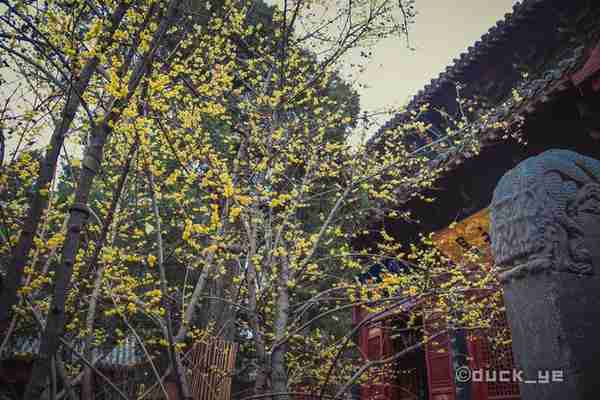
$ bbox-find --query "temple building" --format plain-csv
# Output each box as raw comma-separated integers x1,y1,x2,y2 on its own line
353,0,600,399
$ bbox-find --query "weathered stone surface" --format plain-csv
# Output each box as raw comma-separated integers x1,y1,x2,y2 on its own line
490,149,600,400
490,149,600,281
503,272,600,399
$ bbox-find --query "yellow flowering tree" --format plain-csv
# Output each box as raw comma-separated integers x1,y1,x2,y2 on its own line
0,0,525,399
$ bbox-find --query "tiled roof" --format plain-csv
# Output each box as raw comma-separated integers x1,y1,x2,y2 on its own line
0,336,143,368
374,0,600,147
100,336,143,368
481,44,589,139
406,0,550,109
0,335,39,358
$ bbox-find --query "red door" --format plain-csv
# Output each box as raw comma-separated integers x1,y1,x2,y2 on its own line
424,312,455,400
360,323,400,400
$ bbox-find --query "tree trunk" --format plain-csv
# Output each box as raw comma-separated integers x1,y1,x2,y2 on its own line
82,141,136,400
23,2,182,397
147,169,191,400
213,259,238,342
0,2,129,330
271,256,290,400
246,234,269,395
24,116,116,400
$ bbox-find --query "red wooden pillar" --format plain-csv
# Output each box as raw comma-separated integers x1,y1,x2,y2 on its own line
166,380,180,400
355,304,397,400
467,335,488,400
424,312,456,400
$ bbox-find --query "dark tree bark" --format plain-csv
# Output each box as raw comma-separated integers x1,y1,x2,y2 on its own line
246,233,269,395
81,139,138,400
271,256,290,400
23,1,183,397
0,1,129,330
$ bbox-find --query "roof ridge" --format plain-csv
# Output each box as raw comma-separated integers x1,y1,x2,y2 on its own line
406,0,548,108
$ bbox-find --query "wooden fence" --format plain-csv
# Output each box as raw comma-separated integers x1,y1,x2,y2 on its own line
106,337,238,400
186,338,238,400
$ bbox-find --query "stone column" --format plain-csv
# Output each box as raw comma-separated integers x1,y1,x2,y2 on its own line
490,149,600,400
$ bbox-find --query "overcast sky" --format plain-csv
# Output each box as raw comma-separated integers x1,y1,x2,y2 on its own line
4,1,520,158
352,0,518,113
266,0,519,138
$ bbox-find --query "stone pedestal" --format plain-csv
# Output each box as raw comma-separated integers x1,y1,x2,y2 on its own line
490,149,600,400
503,271,600,399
